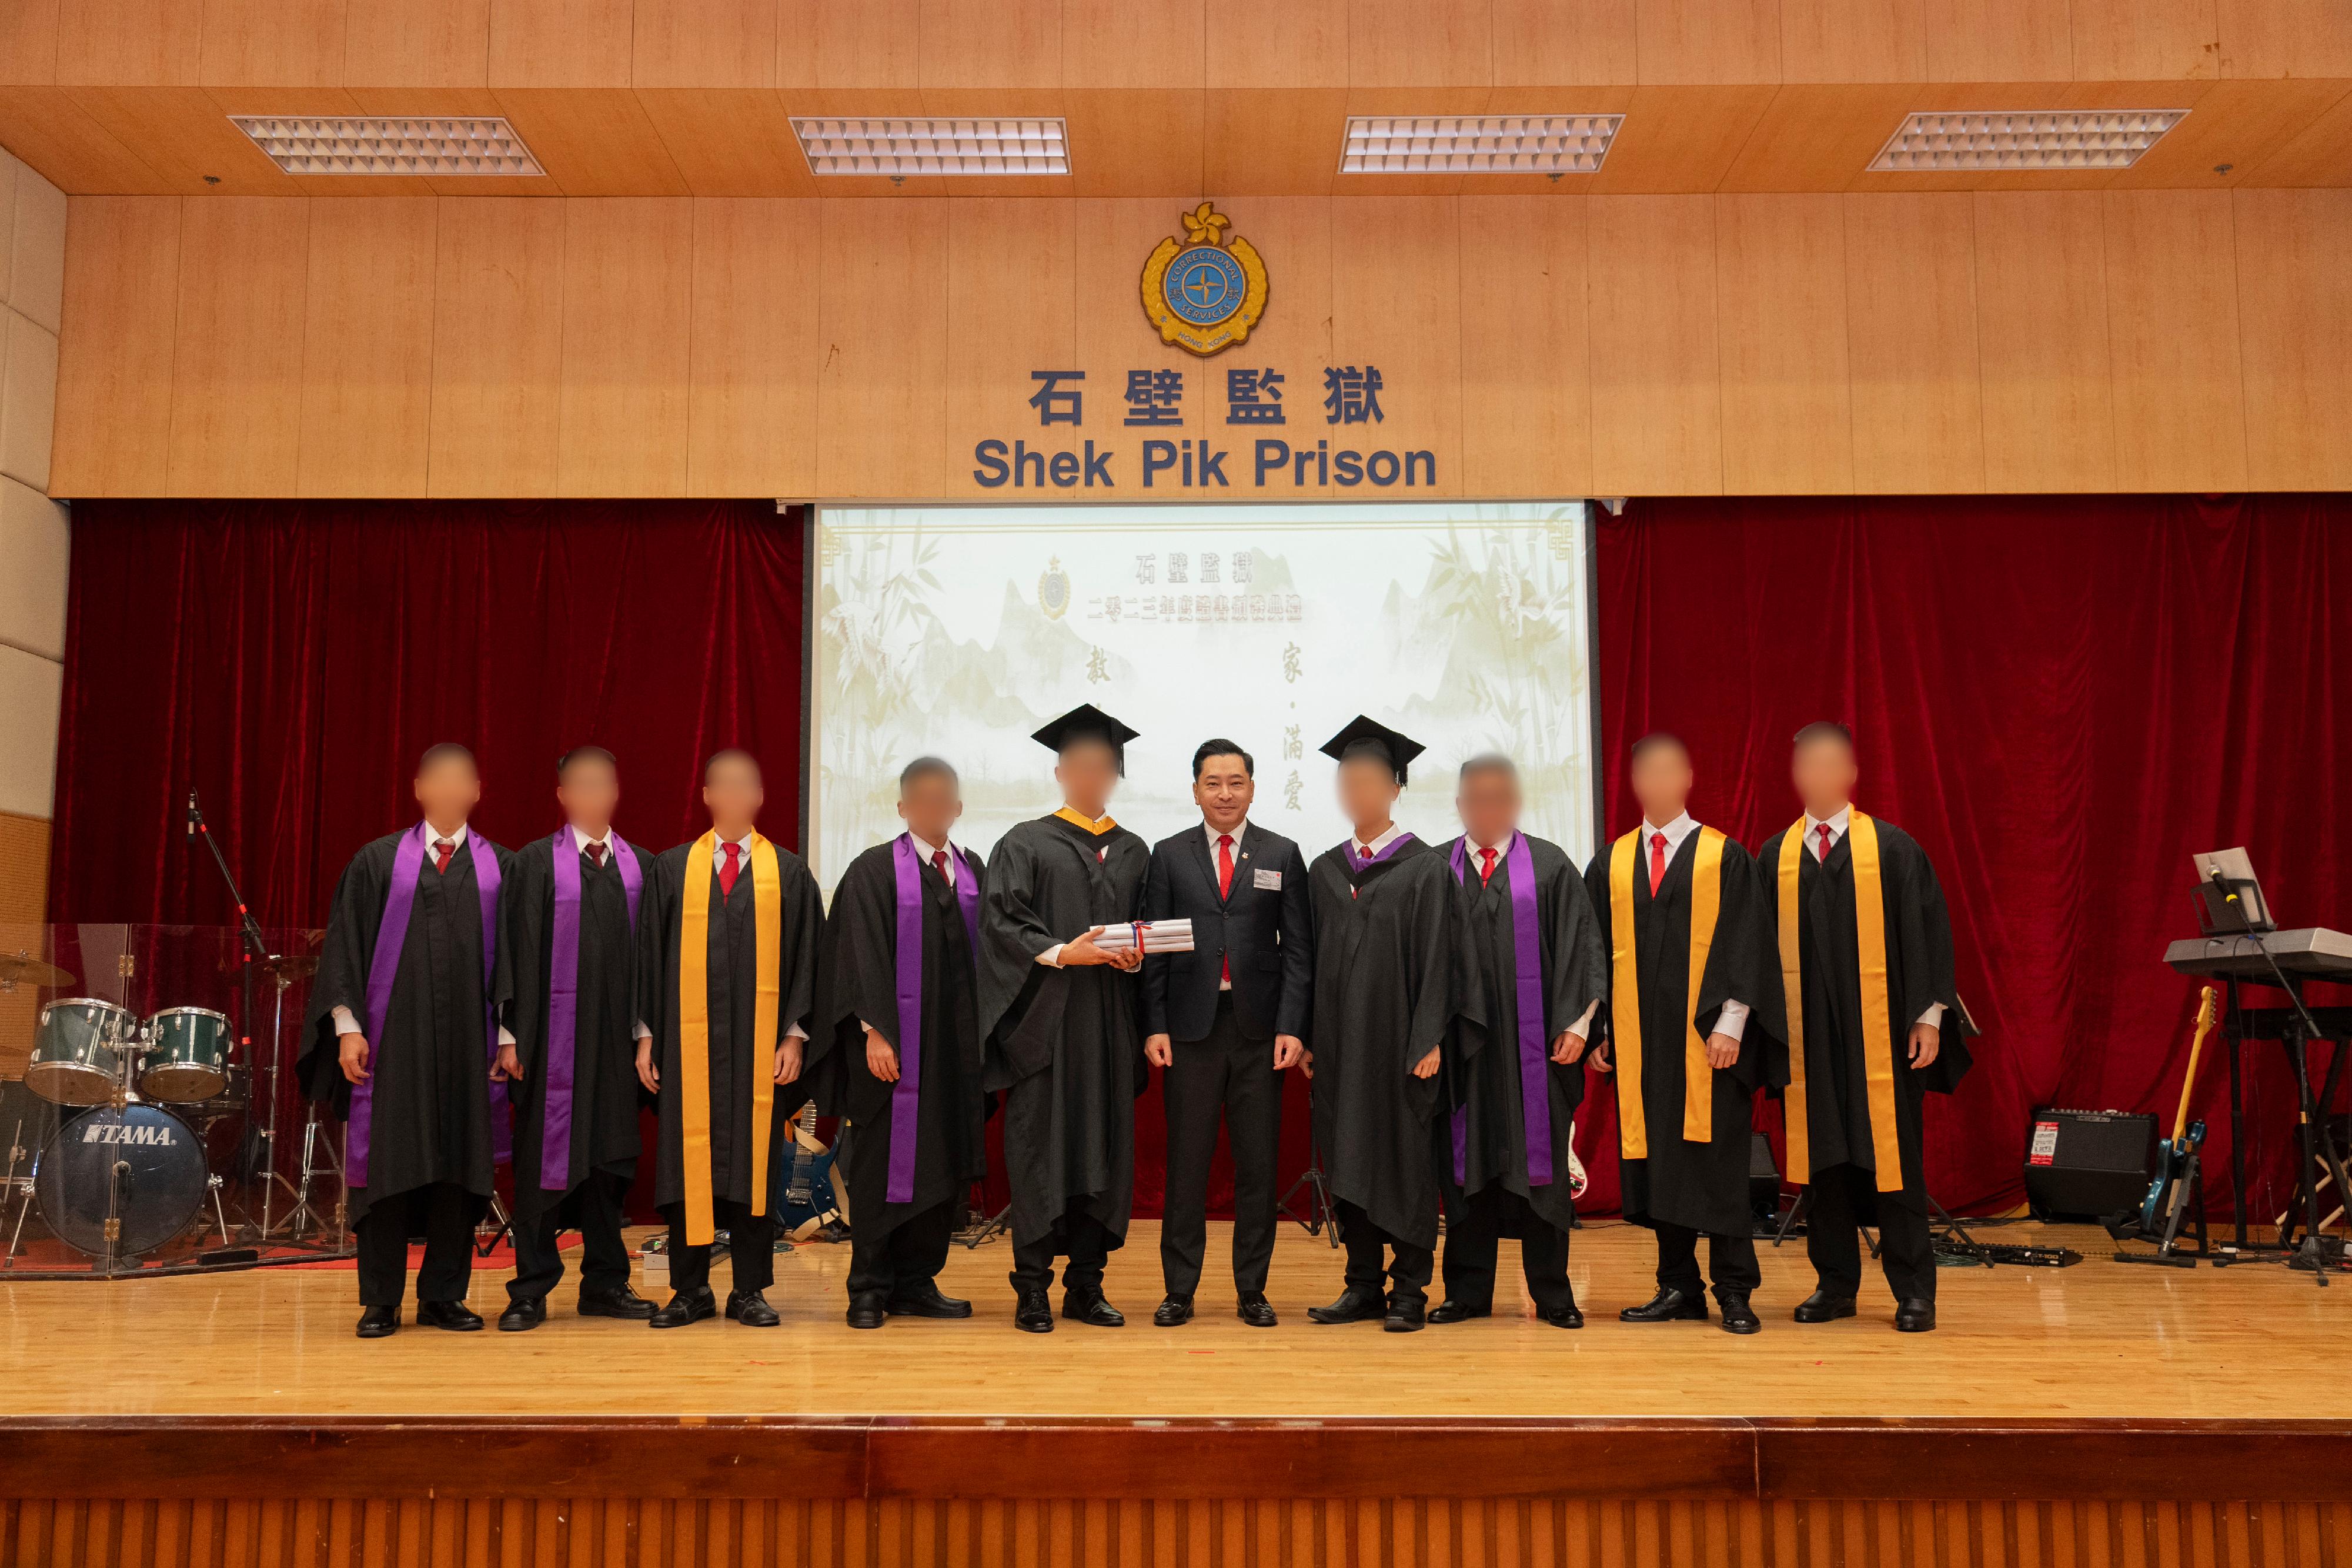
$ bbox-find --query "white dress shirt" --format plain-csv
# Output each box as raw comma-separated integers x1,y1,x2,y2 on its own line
1038,808,1117,967
1466,833,1605,1043
1803,805,1946,1032
1350,821,1407,860
1635,812,1751,1044
333,823,470,1040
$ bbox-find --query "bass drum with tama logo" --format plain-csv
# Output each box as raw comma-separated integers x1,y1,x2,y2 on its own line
31,1103,208,1258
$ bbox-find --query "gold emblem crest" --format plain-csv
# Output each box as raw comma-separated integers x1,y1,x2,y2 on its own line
1140,203,1268,357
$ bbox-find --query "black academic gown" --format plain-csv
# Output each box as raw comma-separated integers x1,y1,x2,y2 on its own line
302,831,511,1228
1306,836,1458,1250
1583,831,1784,1239
494,833,655,1225
813,842,990,1246
636,841,824,1213
975,814,1149,1251
1753,817,1972,1211
1439,833,1607,1237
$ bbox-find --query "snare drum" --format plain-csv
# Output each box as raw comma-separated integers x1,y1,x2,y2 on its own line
139,1007,232,1103
27,998,139,1105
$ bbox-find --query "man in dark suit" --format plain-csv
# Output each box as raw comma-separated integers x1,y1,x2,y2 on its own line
1141,738,1314,1328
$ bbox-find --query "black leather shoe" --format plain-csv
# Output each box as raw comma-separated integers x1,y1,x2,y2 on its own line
1426,1299,1490,1325
417,1298,484,1332
1793,1290,1857,1323
1236,1293,1278,1328
1308,1286,1386,1324
1014,1290,1055,1333
846,1292,888,1330
649,1288,717,1329
497,1297,547,1332
1064,1290,1125,1327
1718,1295,1762,1335
726,1289,781,1327
1153,1294,1194,1326
885,1282,972,1319
1618,1287,1709,1323
355,1305,398,1339
1543,1300,1585,1329
1382,1299,1426,1333
1894,1298,1937,1333
577,1285,657,1320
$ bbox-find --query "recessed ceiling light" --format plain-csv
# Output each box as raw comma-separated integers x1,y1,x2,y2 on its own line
229,115,542,176
1867,110,2188,172
1340,115,1623,175
790,118,1069,177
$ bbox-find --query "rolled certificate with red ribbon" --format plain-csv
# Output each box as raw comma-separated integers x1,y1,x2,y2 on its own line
1092,918,1194,954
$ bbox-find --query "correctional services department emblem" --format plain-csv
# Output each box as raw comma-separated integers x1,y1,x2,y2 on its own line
1140,203,1267,357
1037,556,1071,620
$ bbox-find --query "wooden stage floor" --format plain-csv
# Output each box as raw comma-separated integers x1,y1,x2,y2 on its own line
0,1218,2338,1421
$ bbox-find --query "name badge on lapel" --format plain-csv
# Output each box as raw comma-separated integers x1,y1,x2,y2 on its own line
1252,868,1282,891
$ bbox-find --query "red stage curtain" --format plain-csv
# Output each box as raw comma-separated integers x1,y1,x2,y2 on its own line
1580,494,2350,1221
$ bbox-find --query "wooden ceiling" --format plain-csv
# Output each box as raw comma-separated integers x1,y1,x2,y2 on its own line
0,0,2345,197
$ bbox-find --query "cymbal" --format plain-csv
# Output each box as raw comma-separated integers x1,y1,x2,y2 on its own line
0,952,74,989
260,954,320,979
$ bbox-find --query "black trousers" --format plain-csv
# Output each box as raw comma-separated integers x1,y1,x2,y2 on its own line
847,1199,955,1300
354,1181,476,1309
1159,993,1284,1298
1805,1161,1937,1302
1654,1221,1761,1302
663,1199,776,1296
1008,1210,1114,1296
1335,1198,1434,1307
1439,1186,1575,1314
509,1171,633,1304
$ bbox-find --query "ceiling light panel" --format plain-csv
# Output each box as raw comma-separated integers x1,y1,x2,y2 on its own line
791,118,1070,176
1868,110,2189,172
230,115,542,176
1341,115,1623,175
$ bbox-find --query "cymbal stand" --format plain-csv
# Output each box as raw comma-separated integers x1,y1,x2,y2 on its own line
255,967,311,1241
0,1111,26,1268
285,1102,342,1240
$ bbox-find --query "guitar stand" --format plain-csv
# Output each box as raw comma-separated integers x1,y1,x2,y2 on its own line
1277,1136,1341,1248
2114,1148,2211,1268
958,1203,1013,1250
475,1193,513,1258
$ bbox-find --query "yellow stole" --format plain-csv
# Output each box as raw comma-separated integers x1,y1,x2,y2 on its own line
1776,810,1904,1192
1608,824,1726,1157
676,828,784,1245
1053,806,1117,834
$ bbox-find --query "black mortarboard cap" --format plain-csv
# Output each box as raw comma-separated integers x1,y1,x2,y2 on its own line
1032,703,1140,777
1319,714,1425,785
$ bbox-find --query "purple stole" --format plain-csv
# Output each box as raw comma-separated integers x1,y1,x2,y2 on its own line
888,833,981,1205
1344,831,1416,895
352,823,504,1189
1448,832,1553,1189
539,828,644,1192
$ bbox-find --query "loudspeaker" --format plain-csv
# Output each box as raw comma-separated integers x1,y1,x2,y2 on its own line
2023,1108,2157,1223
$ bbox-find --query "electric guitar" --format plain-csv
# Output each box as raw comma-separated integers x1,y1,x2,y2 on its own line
2139,985,2219,1233
779,1102,846,1243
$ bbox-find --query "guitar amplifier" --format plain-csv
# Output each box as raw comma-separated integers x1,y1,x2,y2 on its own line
2024,1108,2157,1223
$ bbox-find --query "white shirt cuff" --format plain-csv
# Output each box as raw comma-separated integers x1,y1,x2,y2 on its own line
1715,999,1750,1043
332,1005,360,1037
1038,944,1064,967
497,1025,515,1046
786,1024,807,1042
1562,998,1599,1041
1917,1002,1946,1029
634,1019,652,1041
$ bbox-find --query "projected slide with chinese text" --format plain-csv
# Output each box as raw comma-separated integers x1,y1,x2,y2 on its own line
807,503,1596,897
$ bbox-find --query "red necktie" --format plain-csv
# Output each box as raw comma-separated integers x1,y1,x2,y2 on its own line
1478,845,1498,886
933,848,950,882
587,841,607,868
433,837,456,875
1648,832,1668,895
1217,834,1235,983
719,841,741,897
1816,823,1834,862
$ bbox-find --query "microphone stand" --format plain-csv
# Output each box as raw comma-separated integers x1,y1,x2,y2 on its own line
187,793,278,1239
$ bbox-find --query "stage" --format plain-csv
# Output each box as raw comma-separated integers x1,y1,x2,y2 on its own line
3,1220,2348,1567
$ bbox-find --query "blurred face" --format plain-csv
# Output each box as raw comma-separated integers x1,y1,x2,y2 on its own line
1456,765,1521,849
413,756,480,833
556,757,619,836
701,757,764,835
1337,755,1401,835
898,769,964,847
1628,743,1693,827
1054,738,1119,817
1792,738,1859,818
1194,753,1255,833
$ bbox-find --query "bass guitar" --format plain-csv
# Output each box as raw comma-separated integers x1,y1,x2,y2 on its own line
2140,985,2219,1234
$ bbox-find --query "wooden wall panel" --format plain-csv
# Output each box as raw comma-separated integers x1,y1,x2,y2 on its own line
198,0,346,87
1713,193,1852,494
1491,0,1639,86
1843,192,1983,493
1329,195,1459,496
1348,0,1491,90
556,197,691,497
165,196,308,495
1064,0,1207,91
817,200,949,497
2232,188,2352,491
1633,0,1781,85
1973,191,2117,492
944,195,1078,491
1920,0,2072,81
426,198,564,497
1069,196,1211,497
296,198,435,496
1459,196,1593,499
1588,195,1722,494
54,0,202,86
340,0,490,89
632,0,776,90
1779,0,1927,85
2217,0,2352,81
2101,190,2246,492
484,0,632,88
2070,0,2224,83
50,194,178,496
687,197,820,498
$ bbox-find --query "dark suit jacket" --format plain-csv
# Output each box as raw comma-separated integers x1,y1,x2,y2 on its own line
1140,820,1313,1044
